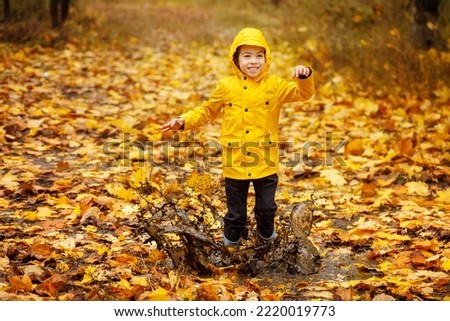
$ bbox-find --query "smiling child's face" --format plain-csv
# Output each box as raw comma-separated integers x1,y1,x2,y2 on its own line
237,45,266,79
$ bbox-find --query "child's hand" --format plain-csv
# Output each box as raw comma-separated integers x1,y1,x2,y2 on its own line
292,65,312,79
161,117,184,132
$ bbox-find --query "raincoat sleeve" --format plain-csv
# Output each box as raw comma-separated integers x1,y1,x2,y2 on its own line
180,82,224,130
275,69,315,104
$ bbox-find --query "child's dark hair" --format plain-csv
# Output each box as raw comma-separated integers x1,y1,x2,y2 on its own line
233,47,241,67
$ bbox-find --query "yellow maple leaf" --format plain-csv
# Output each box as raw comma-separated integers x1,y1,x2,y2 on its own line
354,97,379,115
399,220,422,229
111,118,133,133
146,287,171,301
375,231,411,241
130,165,151,189
372,239,396,254
117,278,133,290
378,261,394,272
383,149,398,162
0,172,19,190
81,225,98,233
0,198,9,208
56,261,70,273
373,188,394,207
54,178,72,187
81,265,96,284
396,164,423,178
106,183,137,201
11,50,27,62
441,259,450,272
95,245,110,256
175,287,197,300
436,189,450,203
186,171,213,195
24,207,54,221
320,168,347,186
85,119,100,129
405,181,430,197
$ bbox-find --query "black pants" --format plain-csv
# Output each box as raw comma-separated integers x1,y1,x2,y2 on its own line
223,173,278,241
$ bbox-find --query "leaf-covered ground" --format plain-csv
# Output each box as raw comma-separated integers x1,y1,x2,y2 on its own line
1,37,450,301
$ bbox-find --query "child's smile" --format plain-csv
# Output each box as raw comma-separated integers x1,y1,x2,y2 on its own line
237,45,266,79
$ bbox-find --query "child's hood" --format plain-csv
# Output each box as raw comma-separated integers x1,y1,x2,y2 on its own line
228,28,272,81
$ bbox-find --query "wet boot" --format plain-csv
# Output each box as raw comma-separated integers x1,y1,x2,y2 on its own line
256,212,276,241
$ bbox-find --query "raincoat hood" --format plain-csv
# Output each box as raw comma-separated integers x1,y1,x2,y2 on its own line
228,28,271,81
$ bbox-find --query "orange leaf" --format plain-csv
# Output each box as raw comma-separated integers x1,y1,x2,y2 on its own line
198,282,220,300
110,253,139,267
9,275,33,292
335,286,355,301
56,161,70,172
260,288,281,301
410,251,427,266
31,241,54,259
345,138,364,156
398,137,414,156
147,249,166,263
361,181,377,197
37,274,66,297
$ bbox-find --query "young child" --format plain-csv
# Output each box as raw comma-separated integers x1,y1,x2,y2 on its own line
162,27,315,246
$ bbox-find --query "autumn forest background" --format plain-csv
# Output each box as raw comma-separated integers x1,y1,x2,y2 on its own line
1,0,450,301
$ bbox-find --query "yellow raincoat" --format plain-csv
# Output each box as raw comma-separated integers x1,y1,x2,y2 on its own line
181,28,315,179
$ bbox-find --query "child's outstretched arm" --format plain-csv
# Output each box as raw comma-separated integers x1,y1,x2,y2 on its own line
275,64,314,103
162,82,224,132
161,117,185,133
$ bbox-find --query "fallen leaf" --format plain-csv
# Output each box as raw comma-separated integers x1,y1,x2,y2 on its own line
9,275,33,292
345,138,364,155
372,293,396,301
335,286,355,301
0,172,19,190
435,189,450,203
361,181,377,197
145,287,171,301
320,168,347,186
406,181,430,197
398,137,414,156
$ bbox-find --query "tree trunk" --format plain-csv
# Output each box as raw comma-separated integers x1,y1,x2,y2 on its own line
3,0,10,20
50,0,70,28
50,0,59,28
61,0,70,23
412,0,442,49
